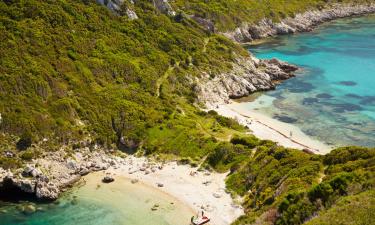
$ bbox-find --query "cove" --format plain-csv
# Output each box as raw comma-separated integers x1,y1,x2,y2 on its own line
243,15,375,148
0,173,192,225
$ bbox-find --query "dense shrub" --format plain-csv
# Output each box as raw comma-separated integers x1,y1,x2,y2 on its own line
20,150,34,161
230,135,260,148
16,133,32,151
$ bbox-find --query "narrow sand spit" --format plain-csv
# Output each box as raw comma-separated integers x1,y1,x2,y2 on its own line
214,103,334,154
107,156,244,225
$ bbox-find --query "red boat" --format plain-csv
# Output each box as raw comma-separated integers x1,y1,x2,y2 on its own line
191,211,210,225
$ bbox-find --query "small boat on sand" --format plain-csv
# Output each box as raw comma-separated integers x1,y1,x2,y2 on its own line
191,211,210,225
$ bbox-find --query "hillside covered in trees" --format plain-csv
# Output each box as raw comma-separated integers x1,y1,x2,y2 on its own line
0,1,374,225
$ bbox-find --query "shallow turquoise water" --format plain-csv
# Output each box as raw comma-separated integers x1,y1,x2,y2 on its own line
246,15,375,147
0,175,192,225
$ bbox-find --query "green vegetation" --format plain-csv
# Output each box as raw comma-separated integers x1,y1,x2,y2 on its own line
305,190,375,225
173,0,373,31
0,0,247,156
220,146,375,225
0,1,374,224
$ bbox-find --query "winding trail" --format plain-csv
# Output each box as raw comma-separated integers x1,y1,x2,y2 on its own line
155,66,174,97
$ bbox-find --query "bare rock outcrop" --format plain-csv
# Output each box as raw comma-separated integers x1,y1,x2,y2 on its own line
224,4,375,43
0,147,124,201
196,3,374,107
194,56,298,107
153,0,176,16
96,0,138,19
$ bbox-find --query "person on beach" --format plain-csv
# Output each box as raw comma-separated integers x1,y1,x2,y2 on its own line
290,131,293,138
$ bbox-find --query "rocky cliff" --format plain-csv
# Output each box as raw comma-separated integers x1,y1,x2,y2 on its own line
195,3,375,107
194,56,298,107
0,147,124,200
224,3,375,43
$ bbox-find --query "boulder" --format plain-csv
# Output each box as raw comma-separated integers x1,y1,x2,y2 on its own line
126,9,138,20
30,168,42,178
23,204,36,214
22,165,42,178
35,181,59,200
131,179,139,184
153,0,176,16
22,165,34,177
213,192,222,198
79,168,90,176
151,203,159,211
4,151,14,158
102,174,115,183
66,160,78,171
17,179,36,193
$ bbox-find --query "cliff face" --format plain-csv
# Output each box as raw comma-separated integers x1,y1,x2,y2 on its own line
194,56,298,107
195,3,375,107
0,147,124,200
224,3,375,43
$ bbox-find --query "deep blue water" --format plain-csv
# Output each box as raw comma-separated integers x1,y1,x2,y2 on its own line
246,15,375,147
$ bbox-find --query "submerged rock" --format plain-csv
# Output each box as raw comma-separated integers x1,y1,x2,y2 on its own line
22,204,36,215
338,81,357,86
302,97,319,105
71,198,78,205
316,93,333,99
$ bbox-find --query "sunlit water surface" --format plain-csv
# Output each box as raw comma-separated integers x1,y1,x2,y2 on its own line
0,174,192,225
244,15,375,147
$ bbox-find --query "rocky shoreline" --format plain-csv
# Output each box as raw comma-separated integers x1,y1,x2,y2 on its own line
195,3,375,107
0,147,125,201
223,3,375,43
195,56,298,107
1,1,374,204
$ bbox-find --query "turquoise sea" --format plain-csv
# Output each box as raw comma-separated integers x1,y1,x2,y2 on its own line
245,15,375,147
1,15,375,225
0,174,192,225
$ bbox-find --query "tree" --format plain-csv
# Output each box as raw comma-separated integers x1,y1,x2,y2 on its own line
16,133,32,151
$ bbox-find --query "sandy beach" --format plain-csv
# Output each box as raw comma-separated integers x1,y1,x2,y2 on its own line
100,156,244,225
214,102,334,154
78,172,195,225
81,101,337,225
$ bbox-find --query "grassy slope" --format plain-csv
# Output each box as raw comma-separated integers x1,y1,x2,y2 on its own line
305,190,375,225
172,0,373,31
0,1,374,225
0,0,249,167
217,146,375,225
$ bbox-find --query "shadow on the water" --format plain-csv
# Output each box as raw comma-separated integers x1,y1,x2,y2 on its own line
0,178,50,204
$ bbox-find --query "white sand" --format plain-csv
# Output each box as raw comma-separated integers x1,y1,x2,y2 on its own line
86,101,335,225
81,172,195,225
215,102,334,154
108,156,244,225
